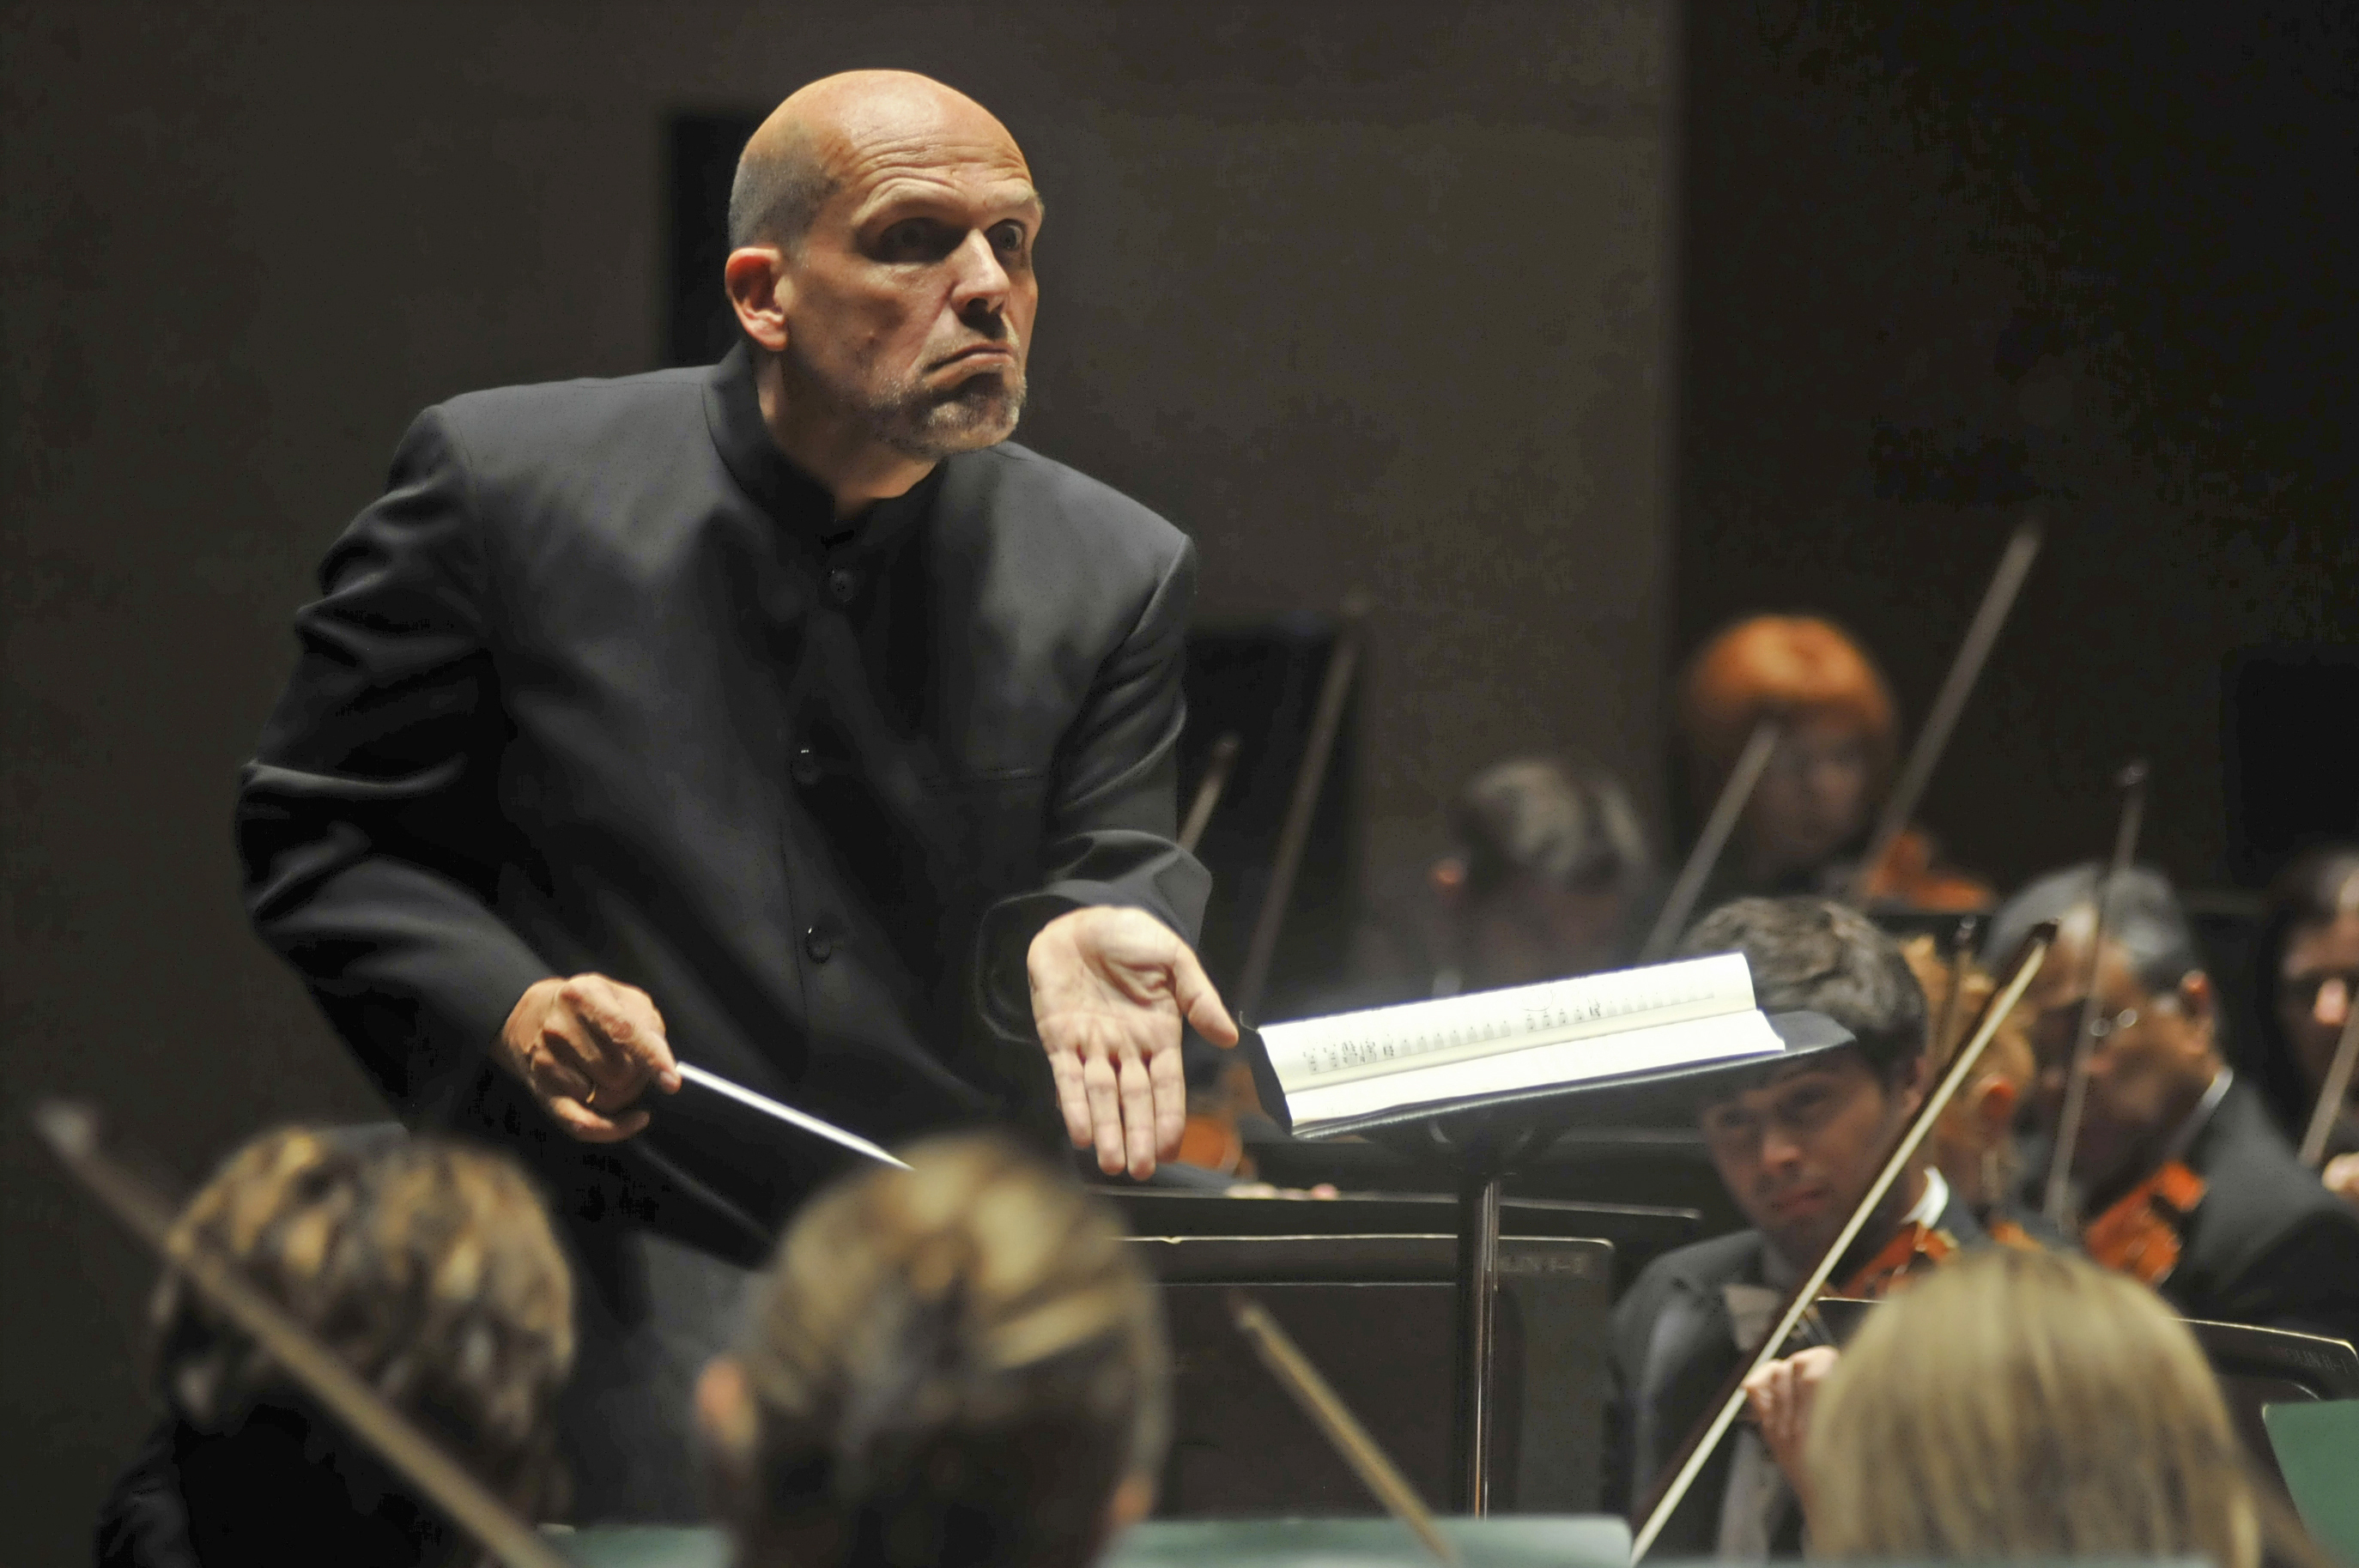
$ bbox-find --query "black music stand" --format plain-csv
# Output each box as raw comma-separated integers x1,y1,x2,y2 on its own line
1242,1009,1854,1514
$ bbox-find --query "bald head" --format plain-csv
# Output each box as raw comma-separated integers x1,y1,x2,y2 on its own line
728,71,1027,252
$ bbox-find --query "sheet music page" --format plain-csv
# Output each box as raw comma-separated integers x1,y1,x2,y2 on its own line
1258,952,1756,1095
1281,1007,1786,1133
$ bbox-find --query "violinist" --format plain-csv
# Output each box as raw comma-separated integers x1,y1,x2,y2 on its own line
2250,844,2359,1202
1898,935,2065,1250
1677,615,1991,911
1984,864,2359,1344
1425,757,1654,996
1601,896,1987,1559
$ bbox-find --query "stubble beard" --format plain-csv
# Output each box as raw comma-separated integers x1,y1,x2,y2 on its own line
786,340,1026,462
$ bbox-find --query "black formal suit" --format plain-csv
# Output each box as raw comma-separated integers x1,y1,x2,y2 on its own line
237,344,1210,1258
1599,1187,1988,1558
2147,1081,2359,1347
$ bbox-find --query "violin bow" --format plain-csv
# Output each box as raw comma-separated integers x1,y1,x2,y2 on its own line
1229,1289,1458,1565
1178,731,1243,856
32,1102,574,1568
2041,761,2150,1226
1933,915,1983,1065
1628,919,2058,1561
1846,517,2043,905
1235,592,1370,1022
2298,1003,2359,1169
1640,717,1781,961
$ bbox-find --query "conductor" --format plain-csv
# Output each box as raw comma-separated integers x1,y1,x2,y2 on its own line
234,66,1234,1473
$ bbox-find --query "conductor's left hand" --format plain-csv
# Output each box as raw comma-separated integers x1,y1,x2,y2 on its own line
1028,905,1239,1179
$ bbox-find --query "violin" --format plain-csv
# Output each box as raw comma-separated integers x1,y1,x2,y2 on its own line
1176,1093,1247,1174
1984,1214,2047,1252
1834,1216,1958,1298
2082,1159,2206,1286
1859,826,1995,912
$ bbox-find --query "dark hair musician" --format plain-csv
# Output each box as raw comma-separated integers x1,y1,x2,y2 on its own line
1427,756,1653,995
1601,896,1988,1559
1984,864,2359,1343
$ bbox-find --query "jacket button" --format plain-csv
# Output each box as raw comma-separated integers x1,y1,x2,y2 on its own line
791,747,822,787
804,926,834,963
828,567,858,603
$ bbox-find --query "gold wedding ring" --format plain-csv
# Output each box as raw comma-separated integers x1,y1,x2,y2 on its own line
582,1082,598,1111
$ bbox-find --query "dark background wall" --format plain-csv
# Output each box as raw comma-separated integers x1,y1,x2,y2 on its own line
1678,1,2359,887
0,2,1671,1554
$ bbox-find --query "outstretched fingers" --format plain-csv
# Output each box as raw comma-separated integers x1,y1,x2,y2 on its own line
1082,1044,1125,1174
1117,1042,1159,1178
1046,1041,1095,1149
1149,1038,1188,1162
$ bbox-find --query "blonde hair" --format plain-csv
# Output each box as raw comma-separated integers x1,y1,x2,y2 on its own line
152,1126,574,1520
721,1134,1168,1568
1805,1249,2258,1566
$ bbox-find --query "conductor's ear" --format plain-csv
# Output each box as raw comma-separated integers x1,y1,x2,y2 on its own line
724,247,793,351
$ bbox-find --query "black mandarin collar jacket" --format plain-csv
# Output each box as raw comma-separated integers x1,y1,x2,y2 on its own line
238,346,1210,1256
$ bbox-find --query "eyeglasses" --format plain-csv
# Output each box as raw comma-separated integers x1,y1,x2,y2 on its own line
2029,998,2169,1066
2084,1006,2144,1040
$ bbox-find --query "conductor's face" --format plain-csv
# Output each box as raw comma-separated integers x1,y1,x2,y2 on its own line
1698,1050,1924,1269
728,73,1041,466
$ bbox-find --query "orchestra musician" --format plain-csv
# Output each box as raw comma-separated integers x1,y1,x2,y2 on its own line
1897,935,2064,1250
1984,864,2359,1344
694,1135,1166,1568
2250,844,2359,1202
1424,756,1654,996
1781,1250,2325,1568
1677,614,1992,911
96,1127,574,1568
1602,896,1987,1559
233,71,1234,1514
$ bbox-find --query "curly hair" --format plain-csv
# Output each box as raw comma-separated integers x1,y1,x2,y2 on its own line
717,1134,1168,1568
152,1127,573,1523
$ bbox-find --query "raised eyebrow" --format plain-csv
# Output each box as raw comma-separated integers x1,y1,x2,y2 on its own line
860,182,1044,231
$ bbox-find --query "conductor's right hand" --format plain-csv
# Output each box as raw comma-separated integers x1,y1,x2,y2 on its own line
495,973,682,1141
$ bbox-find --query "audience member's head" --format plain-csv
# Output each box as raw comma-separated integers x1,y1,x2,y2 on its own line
150,1126,573,1565
1805,1249,2267,1567
1431,757,1653,988
1678,616,1895,885
1677,898,1931,1268
1984,863,2222,1199
1901,934,2036,1219
699,1135,1168,1568
2252,843,2359,1144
